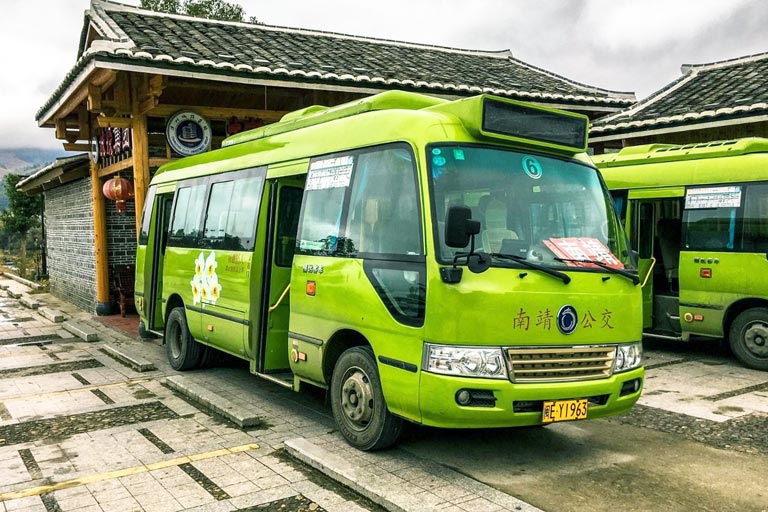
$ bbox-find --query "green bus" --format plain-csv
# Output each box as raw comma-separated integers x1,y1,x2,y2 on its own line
136,91,644,450
594,139,768,371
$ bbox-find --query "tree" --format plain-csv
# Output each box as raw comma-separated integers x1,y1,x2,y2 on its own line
1,174,42,271
140,0,249,22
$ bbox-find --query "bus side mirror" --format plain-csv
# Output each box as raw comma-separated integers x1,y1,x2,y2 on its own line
445,206,480,248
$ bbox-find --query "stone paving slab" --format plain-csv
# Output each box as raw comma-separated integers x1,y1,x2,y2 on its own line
286,438,542,512
101,345,157,373
18,295,40,310
38,307,66,323
63,321,100,342
164,375,261,429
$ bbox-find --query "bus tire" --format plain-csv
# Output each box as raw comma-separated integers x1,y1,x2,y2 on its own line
165,307,202,371
330,346,402,451
729,308,768,371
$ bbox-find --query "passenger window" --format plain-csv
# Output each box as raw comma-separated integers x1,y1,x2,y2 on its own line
344,146,421,257
275,187,303,266
202,173,264,251
684,208,736,251
138,185,157,246
226,176,263,250
742,183,768,253
204,181,234,240
168,182,206,246
297,144,422,260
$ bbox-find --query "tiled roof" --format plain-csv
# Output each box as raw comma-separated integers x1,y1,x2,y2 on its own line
37,0,634,121
592,52,768,138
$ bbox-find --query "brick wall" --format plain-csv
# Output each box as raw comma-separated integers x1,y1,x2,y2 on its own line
106,194,137,265
44,177,139,313
44,177,97,312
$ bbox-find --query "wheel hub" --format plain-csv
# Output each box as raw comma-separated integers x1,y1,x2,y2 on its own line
744,321,768,357
340,368,374,430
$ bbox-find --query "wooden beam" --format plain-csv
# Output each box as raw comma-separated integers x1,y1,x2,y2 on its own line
113,73,131,114
55,119,68,140
87,83,102,112
148,104,288,123
97,158,132,178
90,160,111,315
77,107,90,141
46,68,116,125
132,113,150,237
96,116,133,129
62,143,91,152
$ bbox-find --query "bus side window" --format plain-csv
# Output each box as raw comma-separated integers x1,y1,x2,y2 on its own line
634,202,654,258
344,147,421,257
168,183,206,247
742,183,768,253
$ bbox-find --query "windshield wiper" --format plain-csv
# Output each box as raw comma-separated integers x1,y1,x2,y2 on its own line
554,257,640,285
490,253,571,284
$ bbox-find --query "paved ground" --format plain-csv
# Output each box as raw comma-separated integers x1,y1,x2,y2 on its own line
1,274,767,512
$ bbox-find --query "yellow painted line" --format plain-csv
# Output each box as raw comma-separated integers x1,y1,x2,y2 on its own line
0,443,259,501
0,379,151,403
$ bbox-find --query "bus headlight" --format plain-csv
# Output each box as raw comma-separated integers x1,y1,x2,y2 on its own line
614,342,643,373
424,344,508,379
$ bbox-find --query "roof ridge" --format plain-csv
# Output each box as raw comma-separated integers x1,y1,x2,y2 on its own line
508,55,635,100
593,70,700,126
681,51,768,73
92,0,516,59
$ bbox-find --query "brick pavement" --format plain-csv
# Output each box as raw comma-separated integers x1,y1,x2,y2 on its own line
0,275,540,512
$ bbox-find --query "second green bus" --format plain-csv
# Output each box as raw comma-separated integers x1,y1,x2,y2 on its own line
595,138,768,371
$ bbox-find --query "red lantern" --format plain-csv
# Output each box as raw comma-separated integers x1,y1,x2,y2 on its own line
102,176,134,214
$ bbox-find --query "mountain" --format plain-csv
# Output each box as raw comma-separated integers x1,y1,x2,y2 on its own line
0,148,68,210
0,148,67,177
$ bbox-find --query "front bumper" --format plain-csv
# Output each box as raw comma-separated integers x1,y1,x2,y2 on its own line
418,367,644,428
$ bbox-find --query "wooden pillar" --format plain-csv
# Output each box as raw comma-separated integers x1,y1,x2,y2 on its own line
91,159,111,315
132,112,150,237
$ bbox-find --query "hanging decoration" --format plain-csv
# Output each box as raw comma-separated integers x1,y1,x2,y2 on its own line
102,175,135,214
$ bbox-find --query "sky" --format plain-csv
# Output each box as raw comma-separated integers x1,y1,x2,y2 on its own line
0,0,766,150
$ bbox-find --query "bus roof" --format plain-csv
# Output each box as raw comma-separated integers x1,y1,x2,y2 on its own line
593,138,768,167
151,90,589,185
594,138,768,191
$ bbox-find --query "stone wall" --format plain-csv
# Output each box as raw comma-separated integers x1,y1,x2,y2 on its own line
44,177,97,312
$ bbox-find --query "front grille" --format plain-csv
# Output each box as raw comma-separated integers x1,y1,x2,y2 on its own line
507,346,616,383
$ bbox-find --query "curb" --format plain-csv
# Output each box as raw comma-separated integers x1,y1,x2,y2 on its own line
0,271,43,290
62,321,100,342
284,438,543,512
164,375,261,428
101,345,157,372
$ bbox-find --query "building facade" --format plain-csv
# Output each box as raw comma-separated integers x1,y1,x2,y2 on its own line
29,0,636,314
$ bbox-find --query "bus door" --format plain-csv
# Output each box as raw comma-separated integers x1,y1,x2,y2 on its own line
148,192,174,332
628,188,684,335
257,176,305,383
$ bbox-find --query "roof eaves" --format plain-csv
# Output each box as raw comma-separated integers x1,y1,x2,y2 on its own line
590,102,768,134
82,48,637,107
16,154,90,193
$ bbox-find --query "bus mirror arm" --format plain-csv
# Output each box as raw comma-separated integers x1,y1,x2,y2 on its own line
640,257,656,288
442,206,490,281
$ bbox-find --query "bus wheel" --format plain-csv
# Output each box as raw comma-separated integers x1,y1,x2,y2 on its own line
331,346,402,450
165,307,202,371
729,308,768,371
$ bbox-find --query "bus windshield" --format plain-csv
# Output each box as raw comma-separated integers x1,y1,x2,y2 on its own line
429,145,634,271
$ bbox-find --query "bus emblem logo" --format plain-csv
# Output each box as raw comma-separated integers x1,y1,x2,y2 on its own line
522,156,543,179
557,305,578,335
